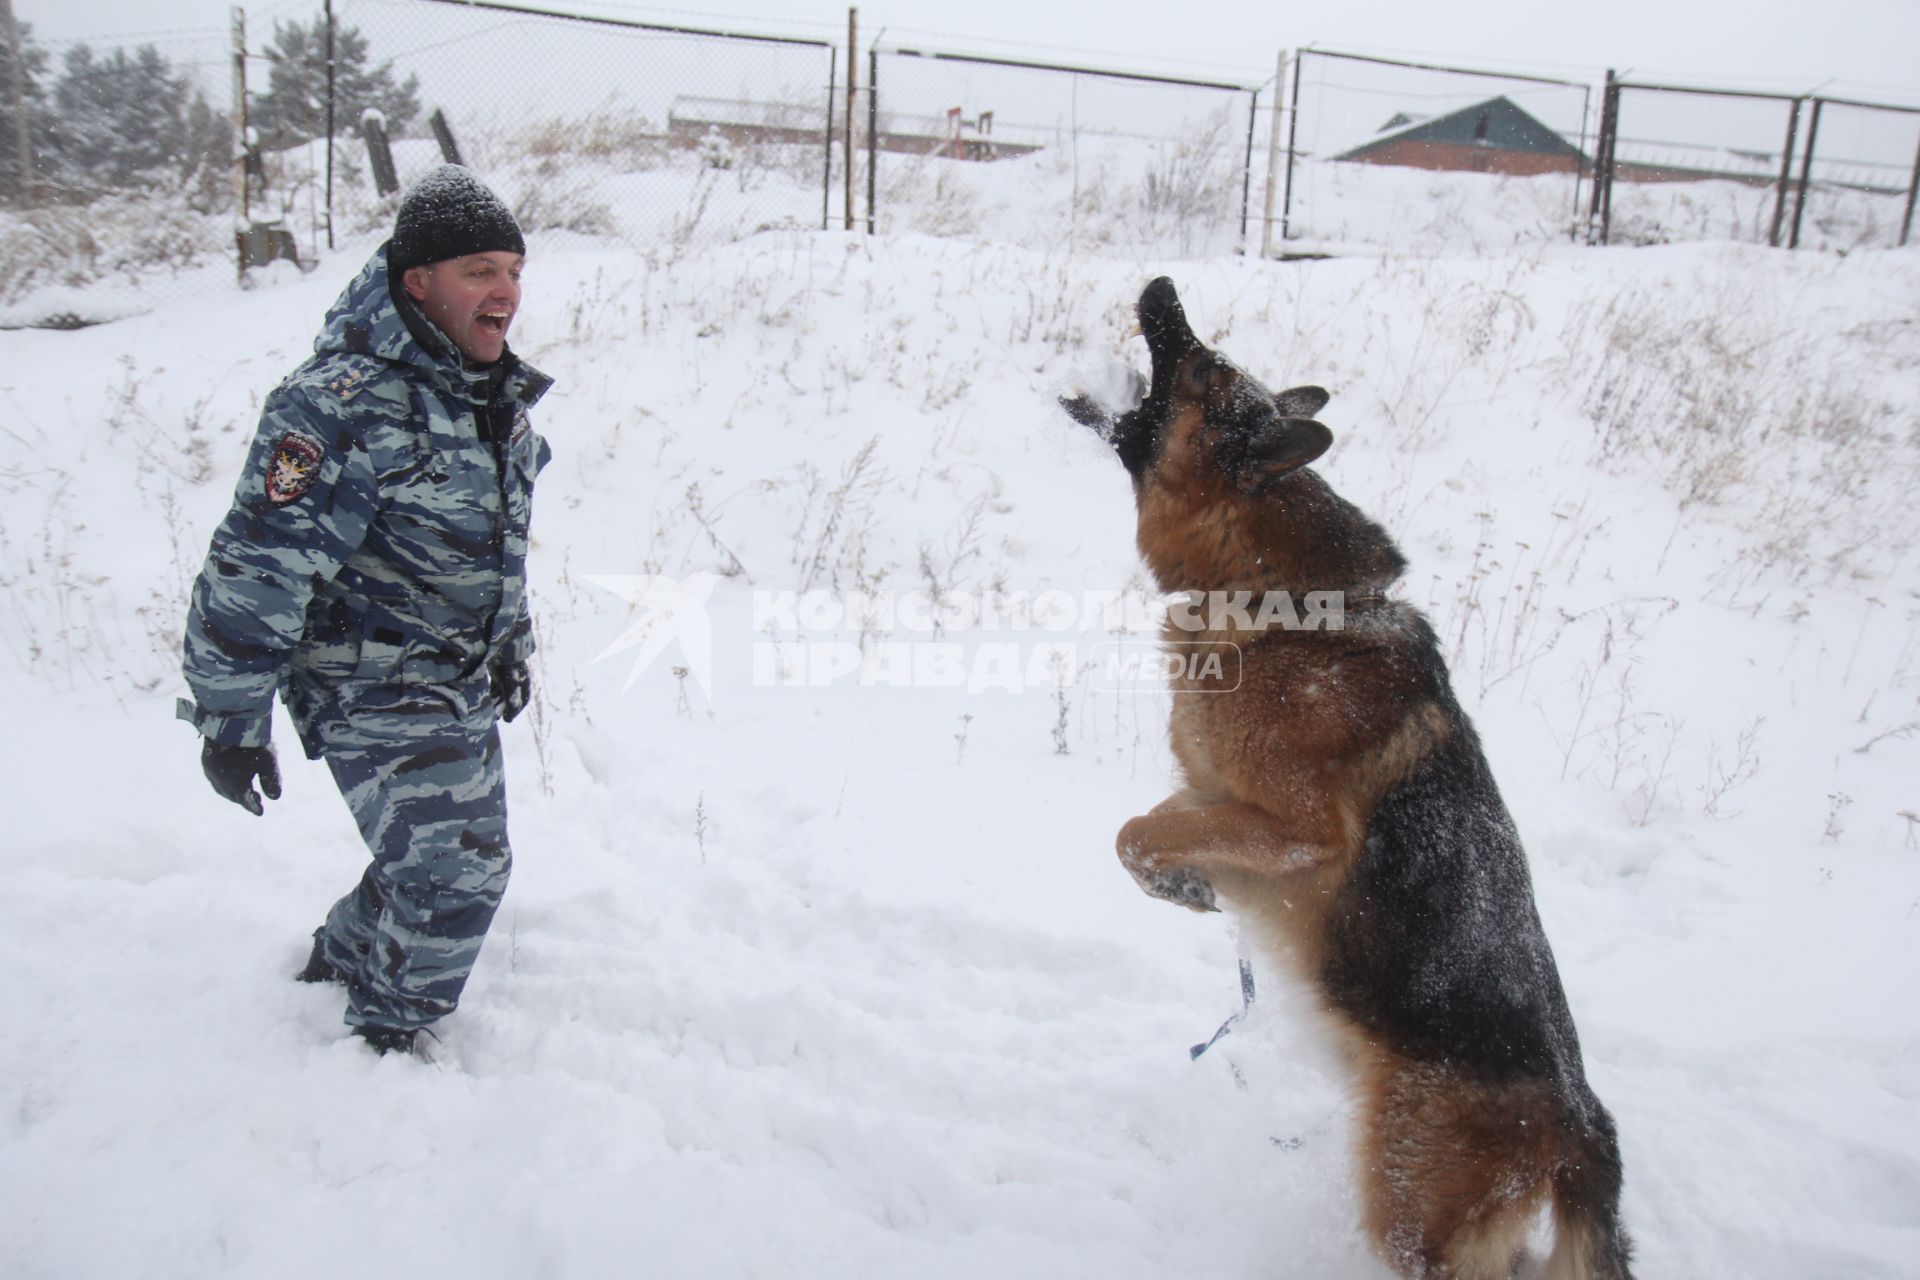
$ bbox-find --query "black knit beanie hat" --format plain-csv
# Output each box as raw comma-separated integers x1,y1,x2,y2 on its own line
389,164,526,272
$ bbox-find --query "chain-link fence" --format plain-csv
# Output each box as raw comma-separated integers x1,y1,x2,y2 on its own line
865,46,1264,258
1276,48,1594,255
328,0,839,253
1,0,846,327
0,15,239,327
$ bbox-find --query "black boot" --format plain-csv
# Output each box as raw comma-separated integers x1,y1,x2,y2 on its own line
294,932,343,985
353,1024,422,1056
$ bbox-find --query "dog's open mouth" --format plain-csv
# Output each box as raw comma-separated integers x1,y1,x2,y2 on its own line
1136,277,1194,359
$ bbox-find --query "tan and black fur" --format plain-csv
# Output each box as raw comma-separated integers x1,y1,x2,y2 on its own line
1064,278,1633,1280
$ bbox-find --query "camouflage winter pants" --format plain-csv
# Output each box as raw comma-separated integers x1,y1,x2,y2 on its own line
300,679,511,1031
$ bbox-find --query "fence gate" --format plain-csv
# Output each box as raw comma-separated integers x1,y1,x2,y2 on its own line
865,44,1262,258
1787,95,1920,250
1589,79,1920,251
1278,48,1593,256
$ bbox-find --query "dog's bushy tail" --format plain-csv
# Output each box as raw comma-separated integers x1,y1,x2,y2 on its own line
1543,1102,1635,1280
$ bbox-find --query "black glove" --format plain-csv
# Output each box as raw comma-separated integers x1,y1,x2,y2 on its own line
490,658,531,723
201,741,281,816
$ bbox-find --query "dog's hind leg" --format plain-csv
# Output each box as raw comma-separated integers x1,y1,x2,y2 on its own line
1540,1103,1634,1280
1353,1053,1559,1280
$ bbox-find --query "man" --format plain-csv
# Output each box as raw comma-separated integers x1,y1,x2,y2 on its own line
177,165,553,1057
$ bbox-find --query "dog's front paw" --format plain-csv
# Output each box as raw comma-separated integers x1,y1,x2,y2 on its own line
1143,866,1219,913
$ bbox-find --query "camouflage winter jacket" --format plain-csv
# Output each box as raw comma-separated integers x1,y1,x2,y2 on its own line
177,243,554,751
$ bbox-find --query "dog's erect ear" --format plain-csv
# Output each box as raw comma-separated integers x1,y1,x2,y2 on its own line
1273,385,1330,419
1238,417,1333,489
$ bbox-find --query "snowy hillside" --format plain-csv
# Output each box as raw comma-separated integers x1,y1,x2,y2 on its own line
2,221,1918,1278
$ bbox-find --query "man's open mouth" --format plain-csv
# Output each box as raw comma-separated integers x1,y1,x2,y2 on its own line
476,310,510,336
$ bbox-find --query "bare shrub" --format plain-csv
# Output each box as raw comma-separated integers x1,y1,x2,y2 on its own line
488,103,668,170
510,173,616,237
1135,109,1236,255
0,196,225,306
794,436,888,594
878,154,985,238
1560,277,1919,589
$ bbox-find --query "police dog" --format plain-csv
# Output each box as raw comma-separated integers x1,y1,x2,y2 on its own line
1063,278,1633,1280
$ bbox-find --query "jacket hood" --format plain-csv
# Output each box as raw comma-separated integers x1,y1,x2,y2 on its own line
312,242,551,408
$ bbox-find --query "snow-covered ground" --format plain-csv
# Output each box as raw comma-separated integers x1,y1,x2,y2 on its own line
2,210,1918,1277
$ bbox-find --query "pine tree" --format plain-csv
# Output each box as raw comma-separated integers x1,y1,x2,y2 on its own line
39,42,231,202
51,45,183,189
0,16,53,203
249,17,420,150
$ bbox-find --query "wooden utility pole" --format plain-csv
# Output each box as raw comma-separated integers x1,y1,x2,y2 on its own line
844,7,856,232
231,7,249,223
2,0,36,205
324,0,336,248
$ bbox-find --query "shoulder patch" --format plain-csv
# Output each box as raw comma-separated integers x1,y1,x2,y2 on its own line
266,431,325,505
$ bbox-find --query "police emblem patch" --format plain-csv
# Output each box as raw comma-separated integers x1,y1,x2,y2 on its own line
265,432,324,505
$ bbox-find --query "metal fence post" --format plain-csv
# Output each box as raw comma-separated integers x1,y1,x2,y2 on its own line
1768,97,1802,248
1902,127,1920,248
866,44,877,235
1260,49,1286,258
1587,69,1616,244
1789,96,1823,249
1601,79,1621,244
821,45,836,230
844,7,856,231
1280,49,1304,242
1238,86,1258,248
1570,83,1591,241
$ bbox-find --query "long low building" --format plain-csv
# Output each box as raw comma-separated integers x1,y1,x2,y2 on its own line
667,96,1043,161
1335,97,1590,177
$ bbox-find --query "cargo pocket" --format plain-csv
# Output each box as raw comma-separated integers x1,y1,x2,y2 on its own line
353,605,411,680
294,595,365,682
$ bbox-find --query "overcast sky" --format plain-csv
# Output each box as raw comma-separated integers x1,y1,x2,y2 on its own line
17,0,1920,104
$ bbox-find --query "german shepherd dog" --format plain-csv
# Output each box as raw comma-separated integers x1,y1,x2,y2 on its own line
1063,279,1633,1280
